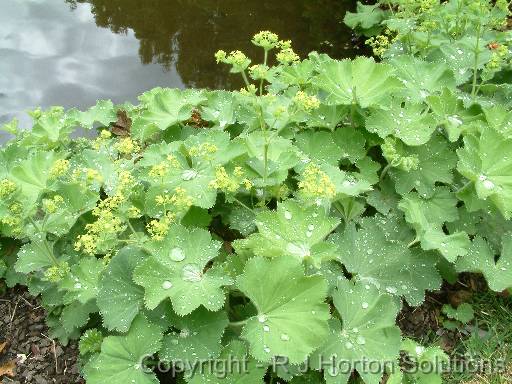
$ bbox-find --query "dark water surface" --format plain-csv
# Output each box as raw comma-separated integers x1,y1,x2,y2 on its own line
0,0,359,127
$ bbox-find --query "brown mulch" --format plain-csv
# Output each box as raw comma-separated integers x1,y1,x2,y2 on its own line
0,286,84,384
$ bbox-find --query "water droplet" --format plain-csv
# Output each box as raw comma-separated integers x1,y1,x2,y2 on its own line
345,342,354,349
170,247,185,261
258,314,267,323
362,302,369,309
280,333,290,341
356,336,366,345
263,325,270,332
284,211,292,220
308,224,314,231
74,283,82,289
263,346,271,353
483,179,495,190
162,280,173,290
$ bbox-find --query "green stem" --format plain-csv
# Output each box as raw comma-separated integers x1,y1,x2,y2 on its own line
228,320,248,327
455,180,472,195
380,163,392,181
471,22,482,99
407,238,420,248
241,70,251,88
126,219,140,240
259,50,268,96
257,102,269,200
233,197,254,214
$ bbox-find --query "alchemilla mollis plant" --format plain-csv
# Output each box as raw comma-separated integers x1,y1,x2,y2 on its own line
1,1,512,383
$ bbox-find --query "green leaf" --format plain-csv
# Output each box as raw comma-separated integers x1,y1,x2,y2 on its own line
236,200,340,267
315,57,402,108
442,303,474,324
344,2,386,32
390,56,456,103
42,182,99,236
137,88,206,131
60,257,105,304
144,130,242,211
200,91,237,129
15,236,56,274
60,300,98,333
332,220,442,306
484,104,512,139
236,256,330,364
160,307,228,362
69,100,117,130
10,151,61,205
398,188,471,262
306,104,349,131
241,132,300,187
295,131,342,166
457,127,512,219
390,133,457,197
97,247,146,332
456,235,512,292
426,88,480,142
186,340,267,384
332,126,367,163
366,100,437,146
133,224,231,315
311,279,401,384
395,339,448,384
27,107,76,144
83,315,163,384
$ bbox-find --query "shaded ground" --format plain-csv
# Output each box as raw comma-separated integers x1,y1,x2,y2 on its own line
0,287,84,384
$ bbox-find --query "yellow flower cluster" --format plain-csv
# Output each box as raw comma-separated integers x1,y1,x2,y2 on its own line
419,0,437,12
146,212,176,241
252,31,280,50
240,84,258,95
71,168,103,186
155,187,193,210
117,170,136,193
75,192,127,255
189,142,218,158
44,262,71,282
486,44,509,71
209,166,252,193
366,34,392,58
100,130,112,139
249,64,269,81
298,164,336,199
381,138,419,171
148,155,181,179
49,159,70,179
276,41,300,65
115,137,140,155
0,179,16,198
1,215,22,235
215,50,251,72
42,195,64,214
293,91,320,112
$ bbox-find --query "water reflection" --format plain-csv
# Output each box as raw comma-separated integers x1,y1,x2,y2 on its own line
0,0,359,129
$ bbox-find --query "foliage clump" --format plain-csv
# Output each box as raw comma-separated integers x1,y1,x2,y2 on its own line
1,3,512,383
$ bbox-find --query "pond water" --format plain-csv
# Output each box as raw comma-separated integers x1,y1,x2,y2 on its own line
0,0,361,128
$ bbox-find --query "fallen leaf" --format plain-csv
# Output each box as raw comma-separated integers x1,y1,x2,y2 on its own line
0,360,16,378
0,342,7,355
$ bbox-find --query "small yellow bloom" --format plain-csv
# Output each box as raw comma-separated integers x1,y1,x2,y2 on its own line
298,164,336,199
